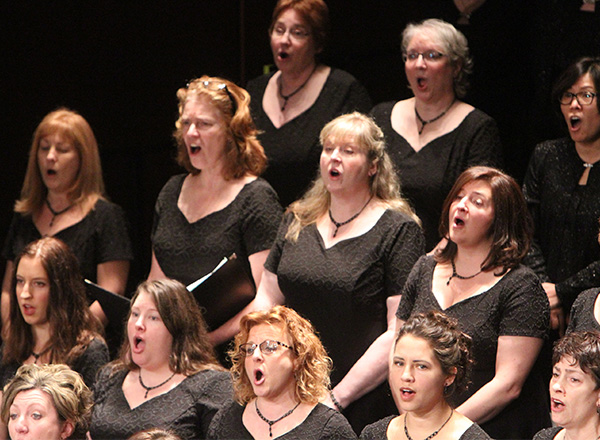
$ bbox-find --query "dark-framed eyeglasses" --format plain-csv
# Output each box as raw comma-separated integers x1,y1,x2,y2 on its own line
239,340,292,357
187,80,238,115
402,51,446,63
559,91,597,106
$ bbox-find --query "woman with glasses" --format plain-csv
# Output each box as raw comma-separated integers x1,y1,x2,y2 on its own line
208,305,356,439
148,76,282,359
371,18,502,251
246,0,371,207
523,57,600,333
89,279,231,440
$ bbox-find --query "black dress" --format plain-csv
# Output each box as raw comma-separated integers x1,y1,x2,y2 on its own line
265,210,425,433
246,69,372,207
359,415,491,440
370,103,502,251
90,367,232,440
0,337,109,389
207,401,357,439
567,288,600,333
2,199,133,283
151,175,282,326
523,138,600,312
396,256,551,440
533,426,563,440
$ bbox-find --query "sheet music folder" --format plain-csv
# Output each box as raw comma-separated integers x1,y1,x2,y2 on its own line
187,253,255,330
84,279,131,326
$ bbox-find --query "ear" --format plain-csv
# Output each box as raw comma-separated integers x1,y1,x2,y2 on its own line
596,388,600,412
368,160,378,177
444,366,458,387
60,420,74,439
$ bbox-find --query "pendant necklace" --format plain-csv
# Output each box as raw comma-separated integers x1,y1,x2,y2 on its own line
255,399,301,438
278,64,318,111
45,199,73,227
404,408,453,440
447,258,482,285
138,370,177,399
328,195,373,238
31,345,53,364
415,99,456,135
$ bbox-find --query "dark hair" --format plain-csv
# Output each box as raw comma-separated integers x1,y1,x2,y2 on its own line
437,166,532,275
173,76,266,179
269,0,330,54
553,331,600,389
116,279,223,375
396,311,473,397
3,237,103,365
552,57,600,113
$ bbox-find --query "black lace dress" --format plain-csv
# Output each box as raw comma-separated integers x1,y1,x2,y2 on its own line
207,401,357,439
90,367,232,440
396,255,551,440
359,415,491,440
370,104,502,251
523,138,600,312
567,288,600,333
533,426,563,440
265,210,425,433
246,69,372,207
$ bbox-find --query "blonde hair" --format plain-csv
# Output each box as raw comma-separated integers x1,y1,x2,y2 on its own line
173,76,266,179
15,108,105,216
286,112,419,241
229,306,332,405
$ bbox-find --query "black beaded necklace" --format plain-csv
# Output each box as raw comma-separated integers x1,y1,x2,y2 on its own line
31,345,52,364
45,199,73,227
404,408,453,440
255,399,301,438
328,195,373,238
446,258,482,285
277,64,318,111
415,99,456,135
138,370,176,399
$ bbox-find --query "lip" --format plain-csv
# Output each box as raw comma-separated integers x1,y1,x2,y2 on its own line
451,212,466,229
550,397,565,412
188,144,201,155
253,368,266,386
328,167,341,179
20,304,35,316
399,387,416,401
131,335,145,354
568,115,582,131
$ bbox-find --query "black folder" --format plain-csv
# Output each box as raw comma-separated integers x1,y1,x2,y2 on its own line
84,279,131,327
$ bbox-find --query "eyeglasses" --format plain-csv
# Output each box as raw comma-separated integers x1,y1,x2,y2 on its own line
402,51,446,63
239,340,292,357
272,25,310,41
186,80,238,115
559,91,597,106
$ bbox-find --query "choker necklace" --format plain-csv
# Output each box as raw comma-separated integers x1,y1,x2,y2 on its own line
447,258,483,285
31,345,52,364
45,199,73,227
138,370,176,399
415,99,456,135
404,408,453,440
255,399,301,438
328,195,373,238
278,64,318,111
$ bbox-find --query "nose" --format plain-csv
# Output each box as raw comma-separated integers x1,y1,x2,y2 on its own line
456,196,468,211
186,123,200,137
46,146,58,161
19,282,32,300
251,346,264,361
551,376,564,393
13,415,28,433
569,96,582,109
134,315,145,330
415,54,427,68
330,147,342,161
400,364,414,382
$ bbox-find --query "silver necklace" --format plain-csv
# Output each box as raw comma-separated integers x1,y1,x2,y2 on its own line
404,408,453,440
415,99,456,135
255,399,301,438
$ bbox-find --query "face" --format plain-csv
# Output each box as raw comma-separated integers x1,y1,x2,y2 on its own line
449,180,494,248
15,256,51,328
561,73,600,146
390,334,454,415
8,389,72,440
244,323,297,402
180,95,229,173
320,135,375,196
128,290,173,369
37,132,81,194
270,8,318,73
405,30,456,101
550,356,600,429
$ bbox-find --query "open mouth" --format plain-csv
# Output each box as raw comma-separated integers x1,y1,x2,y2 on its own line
279,51,289,59
400,388,415,397
190,145,201,154
570,116,582,129
254,369,265,385
133,336,144,350
551,398,564,409
329,169,340,177
417,78,426,88
454,217,465,226
47,169,57,176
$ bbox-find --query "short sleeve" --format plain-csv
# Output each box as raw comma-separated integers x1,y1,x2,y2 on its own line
264,213,294,274
395,255,431,321
92,200,134,263
70,338,110,389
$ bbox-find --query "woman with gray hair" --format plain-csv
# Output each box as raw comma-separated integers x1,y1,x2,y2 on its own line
371,18,502,251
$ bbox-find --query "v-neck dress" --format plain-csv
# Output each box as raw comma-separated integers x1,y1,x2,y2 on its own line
370,103,502,251
265,210,425,433
567,287,600,333
396,255,550,439
89,367,232,440
359,415,491,440
247,69,372,207
207,401,357,439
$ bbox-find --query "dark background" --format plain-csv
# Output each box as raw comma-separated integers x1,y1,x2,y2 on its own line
2,1,598,290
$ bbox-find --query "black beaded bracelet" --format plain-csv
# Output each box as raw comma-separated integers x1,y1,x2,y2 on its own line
330,390,344,412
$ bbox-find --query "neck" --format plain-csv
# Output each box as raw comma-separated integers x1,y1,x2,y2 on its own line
138,363,173,378
31,325,52,351
563,417,600,440
255,392,299,417
405,402,453,433
279,62,317,93
454,244,491,270
575,140,600,164
414,95,456,120
46,191,72,210
329,189,373,219
190,167,228,188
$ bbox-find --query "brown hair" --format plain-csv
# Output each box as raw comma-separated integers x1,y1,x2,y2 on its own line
437,166,532,275
114,279,223,375
3,237,103,366
269,0,330,54
553,331,600,389
396,310,473,397
229,305,331,405
173,76,266,180
15,108,105,216
128,428,182,440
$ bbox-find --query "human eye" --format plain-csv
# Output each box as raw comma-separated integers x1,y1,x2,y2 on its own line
33,280,47,288
323,145,334,153
9,412,17,420
274,25,285,36
181,118,191,127
15,277,24,285
130,310,139,318
582,91,594,99
416,363,428,370
263,341,278,354
31,412,42,420
392,358,404,367
425,51,438,60
407,52,419,61
343,147,355,156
